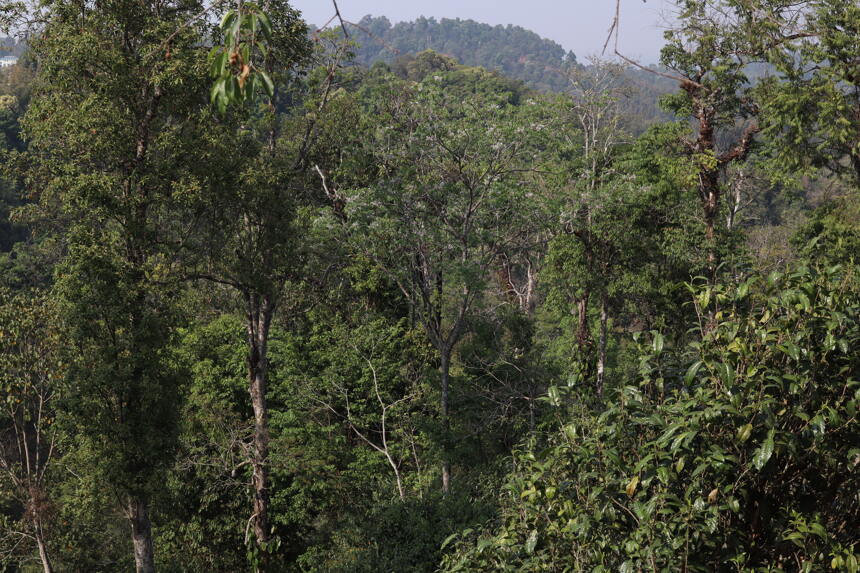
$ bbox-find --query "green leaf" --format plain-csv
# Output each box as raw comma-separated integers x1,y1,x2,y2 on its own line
257,11,273,37
210,50,227,78
525,529,538,554
220,10,237,31
652,331,664,353
440,533,458,551
210,77,222,104
231,13,241,38
728,497,740,512
259,71,274,98
226,76,238,101
671,431,696,453
685,360,702,384
737,423,753,443
753,430,774,470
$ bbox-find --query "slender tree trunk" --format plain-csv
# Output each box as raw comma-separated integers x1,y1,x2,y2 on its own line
34,521,53,573
851,151,860,186
525,263,537,316
726,170,745,231
596,294,608,398
576,290,591,355
440,349,451,494
249,360,271,549
246,294,274,567
128,497,155,573
692,97,720,276
702,169,720,271
527,384,536,434
389,455,405,501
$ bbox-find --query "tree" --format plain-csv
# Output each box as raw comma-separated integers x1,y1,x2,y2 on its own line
197,1,316,564
758,0,860,186
544,178,669,398
550,59,629,393
344,75,539,492
21,0,218,569
316,334,424,502
652,0,767,272
0,292,61,573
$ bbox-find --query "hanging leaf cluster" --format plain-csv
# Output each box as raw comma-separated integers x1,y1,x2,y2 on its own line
209,4,275,113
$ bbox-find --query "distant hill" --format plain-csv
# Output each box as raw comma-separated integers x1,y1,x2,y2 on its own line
346,15,576,93
342,15,676,131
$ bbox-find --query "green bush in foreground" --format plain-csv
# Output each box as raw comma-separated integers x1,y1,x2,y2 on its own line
443,263,860,572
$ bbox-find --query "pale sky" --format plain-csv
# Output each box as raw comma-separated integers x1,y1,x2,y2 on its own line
290,0,675,64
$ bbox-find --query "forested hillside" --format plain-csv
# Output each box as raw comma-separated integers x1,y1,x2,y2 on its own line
344,15,575,92
0,1,858,572
340,15,674,131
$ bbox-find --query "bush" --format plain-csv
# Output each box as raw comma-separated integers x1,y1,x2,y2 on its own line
442,263,860,572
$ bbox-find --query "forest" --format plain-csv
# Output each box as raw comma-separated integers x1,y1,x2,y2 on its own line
338,15,676,132
336,15,577,92
0,0,858,571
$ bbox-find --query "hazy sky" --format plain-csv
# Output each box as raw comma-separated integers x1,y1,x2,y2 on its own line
290,0,675,64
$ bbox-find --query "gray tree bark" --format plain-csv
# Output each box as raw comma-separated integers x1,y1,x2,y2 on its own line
34,521,53,573
440,349,451,494
246,293,274,568
596,295,608,398
128,497,155,573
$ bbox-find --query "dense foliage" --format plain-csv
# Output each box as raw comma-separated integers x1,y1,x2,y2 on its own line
0,1,857,572
442,263,860,571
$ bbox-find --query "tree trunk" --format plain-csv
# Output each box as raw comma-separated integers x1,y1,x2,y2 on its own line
852,151,860,186
249,361,271,550
246,294,274,567
34,521,53,573
701,166,720,271
576,290,590,355
596,295,608,398
440,349,451,494
528,384,536,434
692,96,720,276
128,497,155,573
726,170,745,232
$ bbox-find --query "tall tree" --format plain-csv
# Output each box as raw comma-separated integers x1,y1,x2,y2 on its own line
654,0,768,272
554,59,629,392
21,1,216,569
345,76,537,492
200,1,314,565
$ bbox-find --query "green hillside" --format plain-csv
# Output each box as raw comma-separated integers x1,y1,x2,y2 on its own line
343,15,675,130
347,15,576,92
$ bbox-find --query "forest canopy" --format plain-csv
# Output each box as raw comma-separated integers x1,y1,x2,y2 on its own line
0,1,858,572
